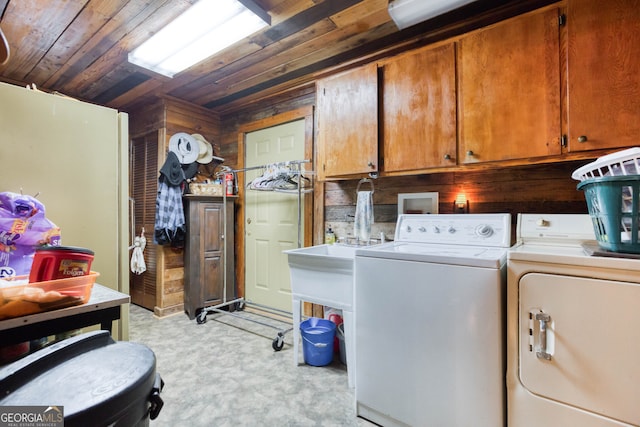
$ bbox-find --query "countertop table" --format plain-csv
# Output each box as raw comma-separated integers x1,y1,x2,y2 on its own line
0,284,129,345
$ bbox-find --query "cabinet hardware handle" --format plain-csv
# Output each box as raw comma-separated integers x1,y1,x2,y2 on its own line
558,14,566,26
577,135,588,143
367,161,375,168
535,312,552,361
466,150,474,156
443,154,451,160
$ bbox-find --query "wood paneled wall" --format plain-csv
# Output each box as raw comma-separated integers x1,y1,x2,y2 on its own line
325,161,589,245
219,85,316,165
129,96,221,316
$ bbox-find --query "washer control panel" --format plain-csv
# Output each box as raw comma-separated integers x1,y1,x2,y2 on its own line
394,213,511,247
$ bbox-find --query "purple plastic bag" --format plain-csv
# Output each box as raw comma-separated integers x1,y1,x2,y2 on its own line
0,192,61,278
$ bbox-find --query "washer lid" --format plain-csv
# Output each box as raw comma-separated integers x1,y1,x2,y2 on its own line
356,241,507,268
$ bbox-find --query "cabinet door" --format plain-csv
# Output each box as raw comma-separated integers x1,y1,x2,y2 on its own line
202,203,223,304
316,63,378,180
566,0,640,152
184,198,228,320
458,8,561,163
382,43,457,172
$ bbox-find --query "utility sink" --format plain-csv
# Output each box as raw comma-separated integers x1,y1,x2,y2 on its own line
289,243,359,258
284,243,356,308
284,243,361,386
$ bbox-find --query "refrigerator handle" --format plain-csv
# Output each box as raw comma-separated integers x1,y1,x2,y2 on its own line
128,197,135,250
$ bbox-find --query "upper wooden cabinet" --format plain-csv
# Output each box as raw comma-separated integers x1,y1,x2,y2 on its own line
566,0,640,152
381,43,457,173
316,63,378,180
458,8,562,164
314,1,640,178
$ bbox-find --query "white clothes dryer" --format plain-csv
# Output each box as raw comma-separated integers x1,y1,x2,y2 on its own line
507,214,640,427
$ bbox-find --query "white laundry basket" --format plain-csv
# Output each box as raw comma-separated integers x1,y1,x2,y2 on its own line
572,147,640,181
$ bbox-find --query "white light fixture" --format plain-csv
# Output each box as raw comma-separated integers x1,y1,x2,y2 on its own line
454,193,469,213
129,0,270,77
388,0,477,30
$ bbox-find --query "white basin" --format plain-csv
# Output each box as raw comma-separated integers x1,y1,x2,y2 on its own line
284,243,359,387
284,244,356,307
288,243,358,258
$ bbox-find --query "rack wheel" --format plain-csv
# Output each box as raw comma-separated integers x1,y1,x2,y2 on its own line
196,311,207,324
272,333,285,351
235,301,245,311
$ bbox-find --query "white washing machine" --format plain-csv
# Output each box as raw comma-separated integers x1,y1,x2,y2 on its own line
354,213,511,427
507,214,640,427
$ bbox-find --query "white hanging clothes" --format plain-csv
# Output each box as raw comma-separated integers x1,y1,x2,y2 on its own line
130,229,147,275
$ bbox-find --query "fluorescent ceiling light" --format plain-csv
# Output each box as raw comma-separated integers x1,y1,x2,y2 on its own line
388,0,476,30
129,0,270,77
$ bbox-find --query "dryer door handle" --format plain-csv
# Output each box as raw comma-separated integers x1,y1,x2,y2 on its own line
535,312,552,361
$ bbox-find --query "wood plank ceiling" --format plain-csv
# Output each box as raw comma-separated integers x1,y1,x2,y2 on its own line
0,0,553,115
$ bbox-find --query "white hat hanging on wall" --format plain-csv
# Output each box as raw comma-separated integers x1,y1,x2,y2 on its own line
192,133,214,164
169,132,199,164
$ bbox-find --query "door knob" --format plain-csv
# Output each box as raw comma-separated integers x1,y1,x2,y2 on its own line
247,218,252,224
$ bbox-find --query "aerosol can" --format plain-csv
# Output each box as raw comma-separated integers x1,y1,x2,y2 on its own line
225,173,235,196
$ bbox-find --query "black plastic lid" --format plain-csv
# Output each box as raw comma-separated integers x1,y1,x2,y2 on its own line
0,331,156,426
35,245,95,256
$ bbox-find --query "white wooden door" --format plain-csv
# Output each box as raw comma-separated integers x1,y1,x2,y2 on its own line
244,120,305,312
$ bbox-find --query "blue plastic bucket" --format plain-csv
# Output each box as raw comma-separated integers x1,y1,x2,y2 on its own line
300,317,336,366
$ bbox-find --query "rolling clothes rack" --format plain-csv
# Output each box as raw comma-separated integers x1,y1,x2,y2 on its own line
195,160,312,351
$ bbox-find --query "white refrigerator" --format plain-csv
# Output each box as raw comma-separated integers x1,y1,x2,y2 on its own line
0,81,129,339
